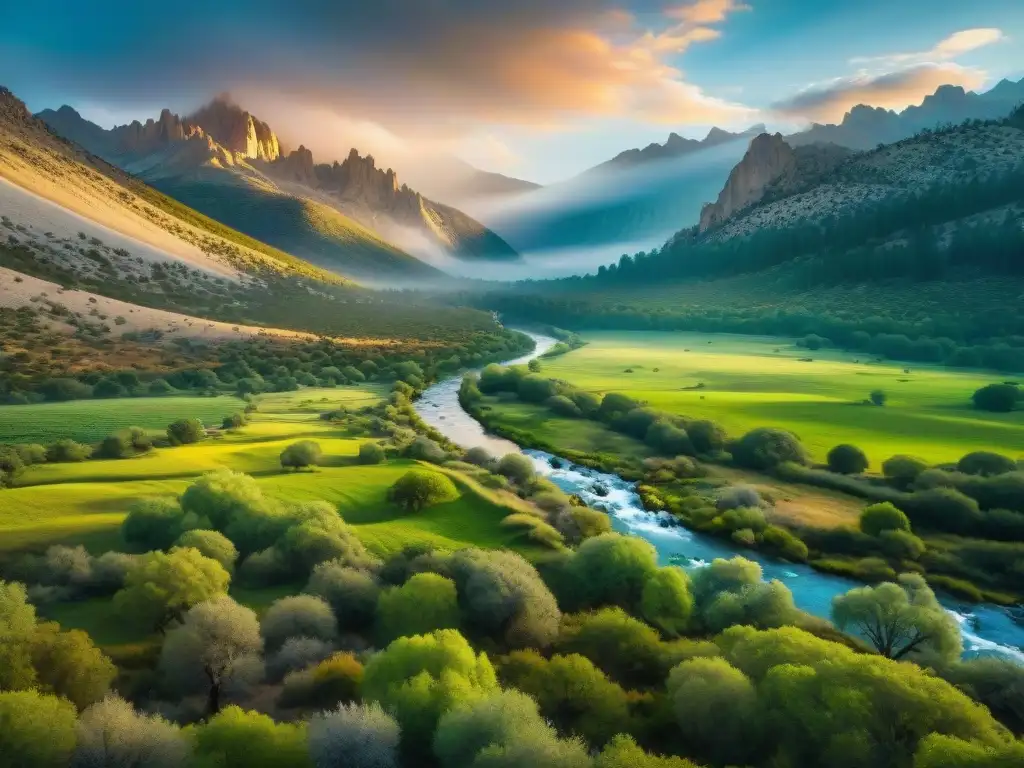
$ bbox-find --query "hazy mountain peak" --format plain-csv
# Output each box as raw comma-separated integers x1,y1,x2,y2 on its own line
189,98,281,161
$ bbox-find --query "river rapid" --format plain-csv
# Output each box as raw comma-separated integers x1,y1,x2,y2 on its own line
415,330,1024,661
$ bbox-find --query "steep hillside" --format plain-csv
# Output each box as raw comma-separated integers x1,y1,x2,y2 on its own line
788,78,1024,150
0,85,505,343
39,99,519,275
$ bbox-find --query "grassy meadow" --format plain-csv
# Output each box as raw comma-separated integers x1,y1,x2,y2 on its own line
534,331,1024,466
0,382,529,559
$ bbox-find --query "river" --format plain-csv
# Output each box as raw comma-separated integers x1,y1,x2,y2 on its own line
415,330,1024,661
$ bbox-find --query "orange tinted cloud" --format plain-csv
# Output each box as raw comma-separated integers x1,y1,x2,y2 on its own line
772,63,985,122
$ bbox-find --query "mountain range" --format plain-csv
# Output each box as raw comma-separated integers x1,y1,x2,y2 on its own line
38,98,519,280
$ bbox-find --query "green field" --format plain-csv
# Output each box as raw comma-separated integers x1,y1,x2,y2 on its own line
0,396,245,444
0,384,530,560
531,331,1024,466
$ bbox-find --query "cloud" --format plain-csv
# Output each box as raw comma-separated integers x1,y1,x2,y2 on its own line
771,63,986,122
773,28,1004,123
850,27,1005,66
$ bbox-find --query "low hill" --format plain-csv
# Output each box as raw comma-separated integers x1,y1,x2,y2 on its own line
39,99,520,277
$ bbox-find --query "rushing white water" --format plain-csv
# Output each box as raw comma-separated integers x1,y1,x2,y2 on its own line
416,330,1024,661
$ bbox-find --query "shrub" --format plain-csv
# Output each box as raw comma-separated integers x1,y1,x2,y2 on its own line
760,526,809,562
175,530,238,571
956,451,1017,477
222,412,248,429
281,653,365,711
358,442,386,465
390,470,459,512
306,562,380,632
307,702,398,768
166,418,205,446
731,428,807,470
645,421,694,456
883,455,929,488
905,488,982,534
14,443,46,465
547,395,582,417
860,502,912,536
267,637,334,682
827,444,869,475
716,485,763,511
260,595,337,652
688,419,728,454
463,447,495,467
405,436,447,463
568,533,658,610
280,440,322,471
870,389,887,406
46,439,92,463
972,383,1019,412
641,567,693,637
496,453,535,485
376,573,460,644
73,695,189,768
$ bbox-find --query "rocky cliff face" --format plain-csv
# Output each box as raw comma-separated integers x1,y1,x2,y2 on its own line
110,109,206,155
190,97,281,162
699,133,795,231
274,145,316,185
314,149,425,221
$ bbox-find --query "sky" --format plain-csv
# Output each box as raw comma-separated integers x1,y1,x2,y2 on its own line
2,0,1023,183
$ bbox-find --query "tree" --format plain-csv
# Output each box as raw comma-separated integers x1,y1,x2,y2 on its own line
359,442,387,465
688,419,728,454
362,629,498,751
690,557,798,632
464,447,495,467
732,428,807,470
860,502,912,536
222,412,248,429
179,470,281,554
871,389,888,406
832,574,961,662
957,451,1017,477
376,573,461,644
915,735,1024,768
260,595,338,651
496,453,536,485
827,444,869,475
308,702,400,768
496,651,630,747
166,417,205,445
73,694,190,768
406,436,447,463
280,440,323,471
0,690,77,768
122,498,190,551
0,580,39,691
279,652,364,710
557,607,666,687
266,636,334,682
31,623,116,708
306,562,381,632
597,735,699,768
434,688,591,768
114,548,231,632
667,657,760,766
390,470,459,512
641,566,694,637
972,383,1019,413
175,529,238,571
189,707,310,768
568,533,657,610
45,438,91,462
449,548,561,649
159,597,263,715
883,455,929,488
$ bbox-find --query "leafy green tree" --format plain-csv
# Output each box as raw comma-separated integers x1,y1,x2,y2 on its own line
14,443,47,465
883,454,930,488
45,438,92,462
557,607,666,686
405,436,447,463
496,453,536,485
860,502,912,536
0,580,39,691
189,706,311,768
688,419,728,454
113,547,231,632
449,548,561,649
641,566,694,637
691,557,798,632
279,652,365,711
0,690,77,768
160,597,264,715
73,694,190,768
175,529,238,571
31,623,116,708
376,573,461,645
497,650,630,747
832,574,961,662
359,442,387,465
957,451,1017,477
179,470,282,554
827,444,869,474
362,629,498,751
308,702,400,768
261,595,337,652
222,412,248,429
667,657,760,765
167,417,205,445
306,562,381,632
390,470,460,512
914,734,1024,766
732,428,807,469
871,389,888,406
280,440,323,471
122,498,191,551
597,734,699,768
939,657,1024,736
972,383,1019,413
568,533,658,610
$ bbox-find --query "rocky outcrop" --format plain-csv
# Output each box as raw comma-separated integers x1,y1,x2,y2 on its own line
699,133,795,231
110,109,206,155
189,97,281,162
315,149,424,219
273,145,316,186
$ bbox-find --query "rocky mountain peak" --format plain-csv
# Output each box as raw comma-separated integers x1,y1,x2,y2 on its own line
189,97,281,162
0,87,32,123
699,132,796,232
274,144,316,185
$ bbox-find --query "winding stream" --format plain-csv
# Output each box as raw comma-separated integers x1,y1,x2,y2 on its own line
416,331,1024,661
